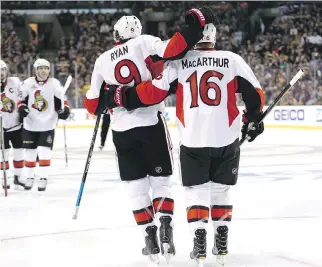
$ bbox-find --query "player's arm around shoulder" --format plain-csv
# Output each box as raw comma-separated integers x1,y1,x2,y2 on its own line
139,7,217,61
105,60,179,111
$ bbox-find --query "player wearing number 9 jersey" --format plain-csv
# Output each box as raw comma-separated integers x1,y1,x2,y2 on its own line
104,23,265,265
84,8,217,264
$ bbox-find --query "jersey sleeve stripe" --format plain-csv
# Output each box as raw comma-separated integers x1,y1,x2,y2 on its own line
163,32,187,59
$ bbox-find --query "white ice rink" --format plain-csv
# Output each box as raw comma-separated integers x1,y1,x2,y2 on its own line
1,126,322,267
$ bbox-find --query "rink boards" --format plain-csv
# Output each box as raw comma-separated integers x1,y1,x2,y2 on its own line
57,105,322,130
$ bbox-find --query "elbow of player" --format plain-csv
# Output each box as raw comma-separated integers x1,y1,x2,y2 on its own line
137,82,168,105
84,97,98,115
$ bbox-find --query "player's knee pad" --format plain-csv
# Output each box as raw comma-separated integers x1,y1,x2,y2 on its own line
149,175,171,199
210,182,231,205
210,182,233,225
184,182,210,208
123,177,151,210
25,149,38,162
13,148,24,161
38,146,51,160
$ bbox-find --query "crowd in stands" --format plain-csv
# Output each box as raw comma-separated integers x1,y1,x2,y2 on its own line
1,2,321,107
1,12,39,81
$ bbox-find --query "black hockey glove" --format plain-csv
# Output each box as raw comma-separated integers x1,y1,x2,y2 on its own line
18,105,30,119
104,85,130,110
58,106,70,120
241,111,264,142
185,6,216,28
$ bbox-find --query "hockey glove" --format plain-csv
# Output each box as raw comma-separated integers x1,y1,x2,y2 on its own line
58,106,70,120
105,85,130,109
185,6,216,28
18,105,30,119
241,111,264,142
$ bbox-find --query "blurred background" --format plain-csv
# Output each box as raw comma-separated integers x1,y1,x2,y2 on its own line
1,1,321,108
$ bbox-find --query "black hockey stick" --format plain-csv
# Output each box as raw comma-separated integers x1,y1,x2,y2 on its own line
73,113,101,219
240,69,305,145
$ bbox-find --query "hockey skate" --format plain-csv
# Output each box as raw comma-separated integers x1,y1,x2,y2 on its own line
159,216,175,264
38,178,47,191
98,145,104,151
142,225,160,265
13,175,25,190
212,226,228,267
24,177,34,190
190,229,207,267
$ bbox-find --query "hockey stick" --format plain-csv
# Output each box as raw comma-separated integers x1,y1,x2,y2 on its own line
240,69,305,145
61,75,72,167
72,113,102,219
0,115,8,197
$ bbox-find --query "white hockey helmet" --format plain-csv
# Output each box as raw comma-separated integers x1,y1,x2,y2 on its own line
113,16,142,42
0,60,8,81
33,58,50,81
198,23,216,44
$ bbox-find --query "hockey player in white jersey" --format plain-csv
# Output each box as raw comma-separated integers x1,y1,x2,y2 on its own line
84,8,217,264
103,23,265,266
18,58,70,191
0,60,26,190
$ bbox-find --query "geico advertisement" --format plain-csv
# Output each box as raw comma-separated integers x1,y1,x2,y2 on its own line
273,108,305,121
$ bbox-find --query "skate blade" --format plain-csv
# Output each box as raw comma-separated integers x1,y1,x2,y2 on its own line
216,255,225,267
148,254,160,265
162,244,173,265
196,257,205,267
14,184,25,191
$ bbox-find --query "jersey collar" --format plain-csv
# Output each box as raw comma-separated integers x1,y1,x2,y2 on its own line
35,77,49,85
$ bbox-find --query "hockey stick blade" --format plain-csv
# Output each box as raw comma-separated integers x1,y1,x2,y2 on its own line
240,69,304,145
63,75,73,94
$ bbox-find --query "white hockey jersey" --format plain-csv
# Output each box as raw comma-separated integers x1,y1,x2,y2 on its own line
85,35,178,132
134,49,265,148
19,77,65,132
0,77,22,132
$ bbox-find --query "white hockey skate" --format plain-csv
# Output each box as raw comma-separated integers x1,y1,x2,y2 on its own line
38,178,47,191
24,177,34,190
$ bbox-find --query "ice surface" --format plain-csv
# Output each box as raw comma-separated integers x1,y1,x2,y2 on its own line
1,127,322,267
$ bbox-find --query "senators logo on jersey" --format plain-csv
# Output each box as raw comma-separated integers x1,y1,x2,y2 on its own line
0,93,15,113
32,90,48,111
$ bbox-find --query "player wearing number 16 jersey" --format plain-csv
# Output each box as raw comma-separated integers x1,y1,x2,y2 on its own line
103,23,265,266
84,8,217,264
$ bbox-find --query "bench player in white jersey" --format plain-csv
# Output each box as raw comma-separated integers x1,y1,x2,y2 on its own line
103,23,265,266
18,58,70,191
84,8,216,263
0,60,26,190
